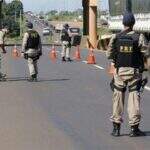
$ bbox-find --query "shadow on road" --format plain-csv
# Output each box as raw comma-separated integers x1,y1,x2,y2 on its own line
37,78,70,82
3,77,70,82
118,131,150,137
145,131,150,136
6,77,28,81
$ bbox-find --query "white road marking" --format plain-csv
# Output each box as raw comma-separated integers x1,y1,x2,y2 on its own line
93,65,104,70
82,61,87,63
82,61,104,70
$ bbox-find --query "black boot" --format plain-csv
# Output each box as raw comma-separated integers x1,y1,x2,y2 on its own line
28,74,37,82
33,74,37,82
0,73,6,81
67,58,73,62
111,122,121,137
129,124,145,137
62,57,66,62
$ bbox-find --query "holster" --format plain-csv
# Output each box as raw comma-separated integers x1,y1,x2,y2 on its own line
110,78,126,92
28,55,40,61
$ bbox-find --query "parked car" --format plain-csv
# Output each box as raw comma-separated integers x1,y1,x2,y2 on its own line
43,27,53,36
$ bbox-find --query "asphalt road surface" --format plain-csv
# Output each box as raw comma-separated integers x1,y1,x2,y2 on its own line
0,45,150,150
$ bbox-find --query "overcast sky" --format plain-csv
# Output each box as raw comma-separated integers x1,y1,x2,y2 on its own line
6,0,108,12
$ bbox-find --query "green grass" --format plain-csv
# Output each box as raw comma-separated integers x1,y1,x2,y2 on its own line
97,27,112,36
6,36,22,45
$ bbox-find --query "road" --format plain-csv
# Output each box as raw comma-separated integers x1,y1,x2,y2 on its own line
1,14,150,150
0,44,150,150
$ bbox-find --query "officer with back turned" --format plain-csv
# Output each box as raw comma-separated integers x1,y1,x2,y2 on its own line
22,22,42,82
60,23,72,62
0,28,8,81
107,12,148,137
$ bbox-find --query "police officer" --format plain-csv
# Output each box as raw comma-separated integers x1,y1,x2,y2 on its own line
22,22,42,81
0,28,8,80
107,12,147,137
60,23,72,62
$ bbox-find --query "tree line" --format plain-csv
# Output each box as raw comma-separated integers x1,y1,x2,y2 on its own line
2,0,23,37
39,9,83,21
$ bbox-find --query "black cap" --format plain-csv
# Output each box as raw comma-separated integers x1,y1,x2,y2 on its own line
26,22,33,29
63,23,69,28
123,12,135,27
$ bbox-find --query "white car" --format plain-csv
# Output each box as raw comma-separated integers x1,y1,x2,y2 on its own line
43,27,52,36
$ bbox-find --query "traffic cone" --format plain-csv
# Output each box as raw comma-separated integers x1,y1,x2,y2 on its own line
87,48,96,64
74,45,81,60
12,45,20,58
49,45,57,61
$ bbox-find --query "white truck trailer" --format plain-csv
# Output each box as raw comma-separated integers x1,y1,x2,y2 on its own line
108,0,150,40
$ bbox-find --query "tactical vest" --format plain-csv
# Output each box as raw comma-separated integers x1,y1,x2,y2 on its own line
114,32,144,69
26,30,40,49
61,29,71,42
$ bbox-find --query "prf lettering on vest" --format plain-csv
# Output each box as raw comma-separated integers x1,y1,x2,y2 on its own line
120,46,133,53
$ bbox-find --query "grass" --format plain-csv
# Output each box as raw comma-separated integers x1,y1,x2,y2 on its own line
5,36,23,45
97,26,112,36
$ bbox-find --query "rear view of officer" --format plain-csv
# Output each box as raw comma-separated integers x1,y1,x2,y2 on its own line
60,23,72,62
0,28,8,81
107,12,148,137
22,22,42,81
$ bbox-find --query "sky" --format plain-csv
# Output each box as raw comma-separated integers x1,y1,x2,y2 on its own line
6,0,108,12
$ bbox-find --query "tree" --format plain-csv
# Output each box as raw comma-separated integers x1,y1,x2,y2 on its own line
2,0,24,37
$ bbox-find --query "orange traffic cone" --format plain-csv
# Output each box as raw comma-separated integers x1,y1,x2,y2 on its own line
49,45,57,61
87,48,96,64
12,45,20,58
74,45,81,60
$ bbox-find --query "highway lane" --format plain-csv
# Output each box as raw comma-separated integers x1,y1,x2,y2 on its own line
0,45,150,150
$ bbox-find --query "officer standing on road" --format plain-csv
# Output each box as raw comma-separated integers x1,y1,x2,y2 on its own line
60,23,72,62
0,28,8,80
22,22,42,82
107,12,148,137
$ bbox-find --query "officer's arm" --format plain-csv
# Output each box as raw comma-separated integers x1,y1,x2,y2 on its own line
22,32,29,53
38,36,42,55
139,34,148,53
106,34,117,61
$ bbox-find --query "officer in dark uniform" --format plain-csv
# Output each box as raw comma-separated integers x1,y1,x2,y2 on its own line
60,23,72,62
107,12,147,137
22,22,42,81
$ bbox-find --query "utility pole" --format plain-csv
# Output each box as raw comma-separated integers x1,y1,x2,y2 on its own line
126,0,132,12
82,0,89,35
83,0,97,48
89,0,97,49
20,10,22,36
0,0,3,29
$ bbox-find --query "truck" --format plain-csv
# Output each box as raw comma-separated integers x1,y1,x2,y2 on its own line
108,0,150,40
